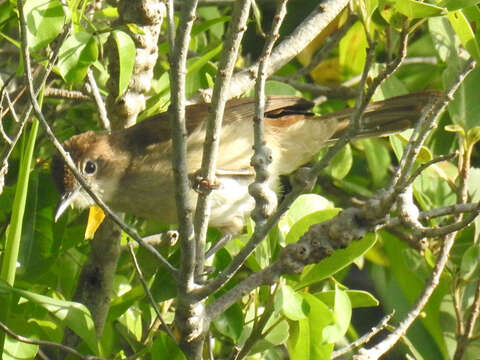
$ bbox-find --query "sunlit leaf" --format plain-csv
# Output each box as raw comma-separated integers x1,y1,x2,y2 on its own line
57,32,98,84
111,30,136,98
298,233,377,289
24,0,66,51
275,284,309,321
0,281,98,354
395,0,445,18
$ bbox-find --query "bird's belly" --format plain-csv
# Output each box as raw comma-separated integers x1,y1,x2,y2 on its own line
114,173,271,234
208,176,256,234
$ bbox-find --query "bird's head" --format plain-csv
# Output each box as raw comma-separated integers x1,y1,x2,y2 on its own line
51,131,127,221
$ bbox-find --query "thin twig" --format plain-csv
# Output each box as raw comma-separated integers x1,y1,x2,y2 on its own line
383,202,480,228
404,151,458,188
123,230,179,251
233,284,279,360
354,231,457,359
128,243,176,341
291,14,357,80
355,59,477,360
453,127,476,360
332,312,395,359
249,0,287,232
44,87,91,101
87,69,110,131
390,59,476,195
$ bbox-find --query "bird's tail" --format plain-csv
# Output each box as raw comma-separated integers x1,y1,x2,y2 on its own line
269,91,441,175
324,91,441,143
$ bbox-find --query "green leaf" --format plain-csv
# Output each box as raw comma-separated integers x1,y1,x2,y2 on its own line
315,289,379,308
151,332,186,360
390,133,433,162
429,16,461,62
1,119,39,286
467,126,480,145
94,6,119,20
288,293,334,359
380,232,450,357
24,0,66,51
118,307,143,342
360,139,390,187
187,43,222,74
339,21,367,76
302,293,334,356
0,281,98,354
459,244,480,280
287,318,310,360
322,287,352,343
463,4,480,23
444,0,480,11
4,335,38,360
125,23,145,35
111,30,136,98
448,10,480,62
360,0,379,33
285,194,334,224
275,285,309,321
297,233,377,289
285,208,341,244
326,144,353,180
445,124,466,135
57,32,98,84
158,16,231,55
251,317,290,354
212,303,244,341
197,6,225,39
279,194,334,238
395,0,445,18
445,67,480,130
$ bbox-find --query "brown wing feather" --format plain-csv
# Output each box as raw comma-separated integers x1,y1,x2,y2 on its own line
122,96,314,150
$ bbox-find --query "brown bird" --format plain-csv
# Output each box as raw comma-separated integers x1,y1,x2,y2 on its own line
51,92,438,234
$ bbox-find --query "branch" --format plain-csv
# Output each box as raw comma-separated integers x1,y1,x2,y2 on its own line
193,0,252,279
389,58,476,197
249,0,288,230
169,0,199,292
384,202,480,228
269,76,358,100
190,0,350,103
225,0,349,99
356,61,477,358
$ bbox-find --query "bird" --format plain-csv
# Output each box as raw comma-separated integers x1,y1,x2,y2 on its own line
51,92,438,234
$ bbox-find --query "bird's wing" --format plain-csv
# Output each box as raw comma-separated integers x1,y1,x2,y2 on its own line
123,96,314,149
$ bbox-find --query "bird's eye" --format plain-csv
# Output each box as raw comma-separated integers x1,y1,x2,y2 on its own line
84,160,97,175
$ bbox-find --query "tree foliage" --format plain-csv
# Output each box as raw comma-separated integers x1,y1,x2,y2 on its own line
1,0,480,359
